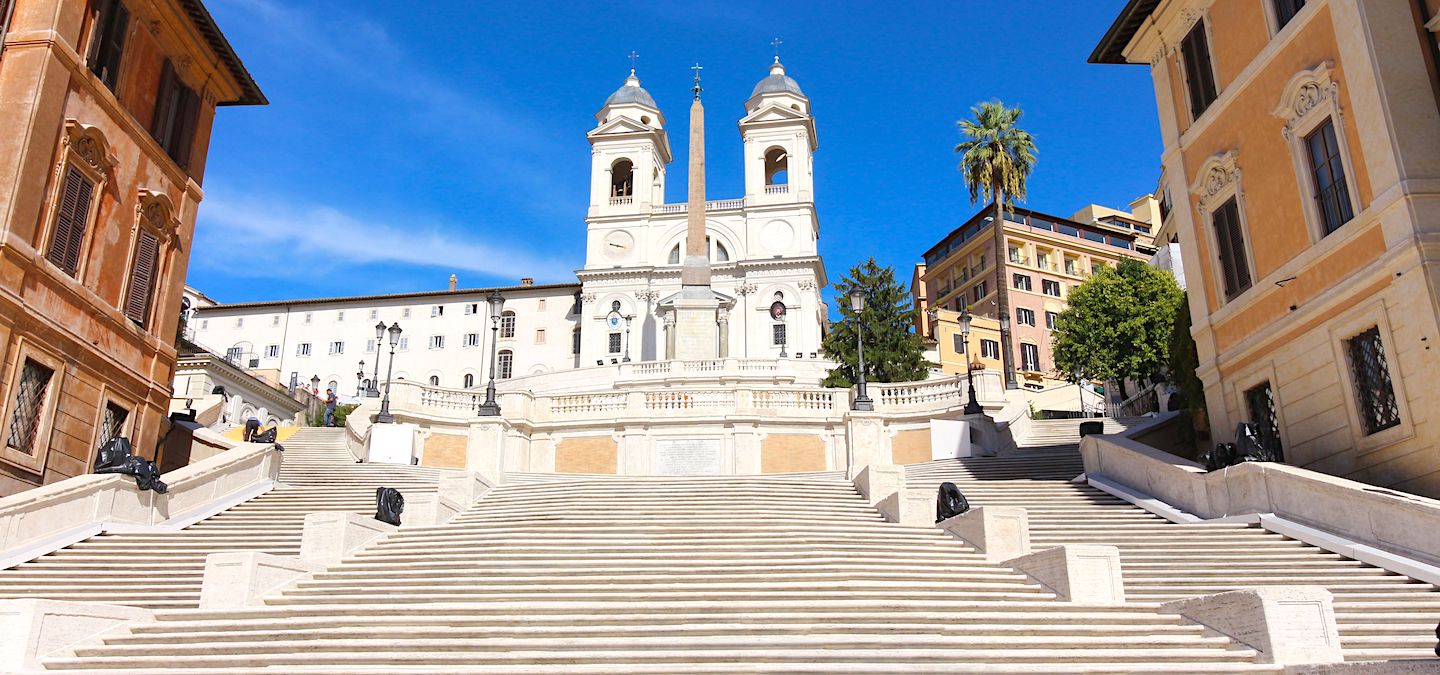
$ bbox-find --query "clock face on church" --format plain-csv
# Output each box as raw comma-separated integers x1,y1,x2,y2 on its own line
602,230,634,260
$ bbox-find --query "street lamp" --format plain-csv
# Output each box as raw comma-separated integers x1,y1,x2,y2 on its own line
376,322,402,423
959,308,983,415
356,360,365,398
310,374,320,396
1074,365,1087,418
849,289,874,412
368,321,385,396
622,315,633,363
478,290,505,416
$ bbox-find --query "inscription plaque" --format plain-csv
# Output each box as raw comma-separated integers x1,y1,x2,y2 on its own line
654,438,723,475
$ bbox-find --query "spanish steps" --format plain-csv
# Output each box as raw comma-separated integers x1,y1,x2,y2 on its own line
8,420,1437,671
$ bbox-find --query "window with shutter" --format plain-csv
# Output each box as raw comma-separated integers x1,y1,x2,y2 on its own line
1180,20,1218,120
151,60,200,168
1211,198,1252,300
124,230,159,326
46,166,95,277
87,0,129,92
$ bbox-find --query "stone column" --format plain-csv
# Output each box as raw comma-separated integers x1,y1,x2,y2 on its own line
717,308,729,358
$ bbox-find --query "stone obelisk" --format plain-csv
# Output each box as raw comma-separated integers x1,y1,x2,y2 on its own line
673,64,720,360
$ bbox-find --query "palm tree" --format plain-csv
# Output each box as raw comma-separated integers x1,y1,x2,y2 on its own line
955,100,1037,391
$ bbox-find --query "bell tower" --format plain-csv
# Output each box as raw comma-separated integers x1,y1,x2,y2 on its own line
587,68,671,217
739,58,817,204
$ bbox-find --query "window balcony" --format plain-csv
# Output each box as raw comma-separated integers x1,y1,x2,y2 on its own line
764,184,789,195
609,196,633,206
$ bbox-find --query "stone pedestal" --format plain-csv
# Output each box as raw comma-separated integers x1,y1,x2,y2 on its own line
198,552,323,609
852,464,904,506
672,295,719,361
938,506,1031,562
0,599,152,672
298,512,396,566
961,413,1015,457
846,413,890,470
1160,586,1343,665
404,493,463,526
877,489,932,526
368,423,416,464
438,473,495,506
1004,544,1125,605
466,419,509,474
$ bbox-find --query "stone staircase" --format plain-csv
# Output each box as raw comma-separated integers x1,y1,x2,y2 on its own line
0,427,453,610
907,444,1440,661
1017,416,1147,448
41,466,1277,671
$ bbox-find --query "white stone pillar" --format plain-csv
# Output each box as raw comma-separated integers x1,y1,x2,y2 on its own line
198,552,323,609
298,512,396,566
938,506,1031,563
1160,586,1343,665
1003,544,1125,605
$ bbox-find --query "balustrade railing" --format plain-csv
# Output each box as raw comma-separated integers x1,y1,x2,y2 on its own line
764,184,788,194
551,393,626,415
609,196,633,206
655,199,746,214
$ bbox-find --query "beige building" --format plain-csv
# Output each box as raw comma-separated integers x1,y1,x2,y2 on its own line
917,203,1156,389
0,0,263,495
1094,0,1440,497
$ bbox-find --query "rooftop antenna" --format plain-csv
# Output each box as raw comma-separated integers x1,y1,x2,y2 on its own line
771,37,783,63
627,50,639,74
690,62,703,100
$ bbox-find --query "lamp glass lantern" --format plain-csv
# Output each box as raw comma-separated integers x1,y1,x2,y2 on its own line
486,290,505,319
387,322,402,347
848,289,865,313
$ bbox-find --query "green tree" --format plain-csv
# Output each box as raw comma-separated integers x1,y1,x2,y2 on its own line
821,259,929,388
1052,259,1185,398
955,100,1037,391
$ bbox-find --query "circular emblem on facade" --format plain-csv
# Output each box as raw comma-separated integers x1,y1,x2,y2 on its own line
769,301,786,320
606,311,623,329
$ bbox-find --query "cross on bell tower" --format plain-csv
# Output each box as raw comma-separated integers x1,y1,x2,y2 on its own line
771,37,782,62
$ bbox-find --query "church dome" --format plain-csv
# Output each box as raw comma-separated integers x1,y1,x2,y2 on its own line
604,71,658,109
750,60,805,98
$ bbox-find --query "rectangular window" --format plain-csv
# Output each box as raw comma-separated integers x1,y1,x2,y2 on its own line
772,323,787,346
264,345,279,358
538,299,547,311
1020,343,1041,372
1012,274,1031,291
402,308,411,319
234,317,243,328
1064,258,1078,276
271,315,281,326
296,343,311,357
535,329,546,344
980,339,1000,360
1036,252,1050,270
500,314,516,338
46,166,95,277
199,319,208,330
464,303,477,315
303,313,312,325
87,0,129,91
572,329,581,355
6,359,55,456
1042,280,1061,297
608,332,622,354
1244,380,1283,456
1274,0,1306,29
1007,246,1024,264
365,339,375,353
1045,311,1058,330
1180,19,1218,119
1016,308,1036,327
369,309,378,320
224,346,243,362
428,335,444,350
463,332,479,348
1212,197,1253,300
972,281,987,303
336,310,344,322
1345,326,1401,436
398,337,409,351
151,60,200,168
952,334,964,354
431,305,443,317
123,230,160,326
98,400,129,450
329,341,344,355
498,351,514,379
1306,118,1354,236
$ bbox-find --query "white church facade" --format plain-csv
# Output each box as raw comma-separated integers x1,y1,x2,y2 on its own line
187,59,830,397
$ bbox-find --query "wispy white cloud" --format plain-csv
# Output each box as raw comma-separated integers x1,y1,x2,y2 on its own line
195,192,576,283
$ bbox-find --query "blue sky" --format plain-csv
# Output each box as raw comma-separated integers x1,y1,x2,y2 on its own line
192,0,1158,304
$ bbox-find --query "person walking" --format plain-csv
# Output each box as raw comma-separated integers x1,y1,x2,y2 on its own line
243,416,260,442
324,389,338,427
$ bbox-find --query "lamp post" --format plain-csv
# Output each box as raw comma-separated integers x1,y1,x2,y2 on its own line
368,321,385,396
959,308,983,415
1074,365,1087,418
310,374,320,396
849,289,874,412
621,315,633,363
376,323,402,423
478,290,505,416
356,360,365,398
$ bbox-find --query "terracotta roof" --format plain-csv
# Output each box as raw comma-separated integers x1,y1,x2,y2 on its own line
197,282,582,312
180,0,266,105
1089,0,1162,65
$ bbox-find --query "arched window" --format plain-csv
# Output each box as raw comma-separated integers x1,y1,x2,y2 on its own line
668,237,732,265
326,379,338,394
500,310,516,338
463,373,475,388
669,245,680,264
764,147,788,185
715,241,730,262
428,375,439,386
498,350,514,379
610,159,634,198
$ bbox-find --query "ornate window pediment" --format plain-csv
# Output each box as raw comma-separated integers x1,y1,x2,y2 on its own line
1274,62,1338,140
62,120,118,175
136,189,180,240
1189,150,1240,210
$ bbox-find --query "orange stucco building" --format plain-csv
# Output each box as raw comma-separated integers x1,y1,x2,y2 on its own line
0,0,263,495
1094,0,1440,497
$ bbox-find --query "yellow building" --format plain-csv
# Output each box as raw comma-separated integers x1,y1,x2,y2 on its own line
1094,0,1440,497
0,0,262,494
917,204,1155,390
